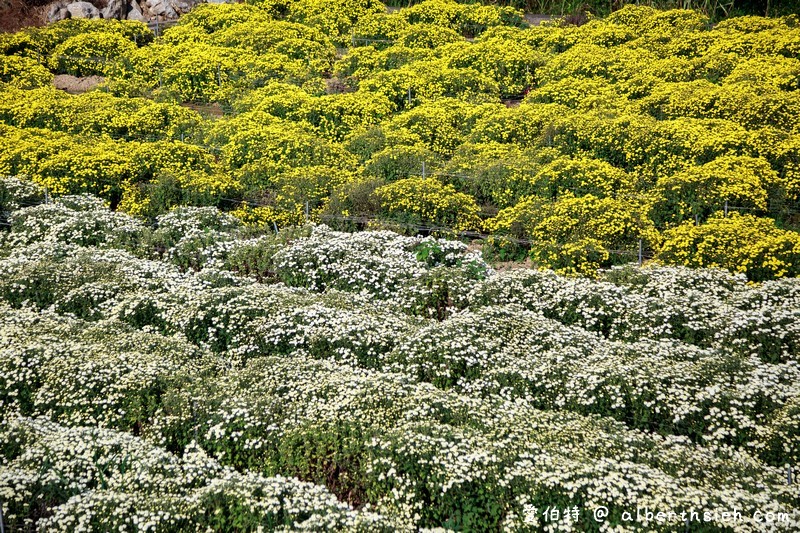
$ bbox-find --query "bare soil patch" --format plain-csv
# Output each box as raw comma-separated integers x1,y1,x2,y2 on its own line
181,102,225,118
0,0,50,32
524,13,553,26
53,73,106,93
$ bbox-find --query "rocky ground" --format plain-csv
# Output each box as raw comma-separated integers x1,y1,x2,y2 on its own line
1,1,553,34
0,0,220,31
0,0,49,32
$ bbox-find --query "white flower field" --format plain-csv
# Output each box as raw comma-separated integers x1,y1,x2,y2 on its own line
1,177,799,530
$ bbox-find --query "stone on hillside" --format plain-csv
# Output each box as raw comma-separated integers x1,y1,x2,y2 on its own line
145,0,177,18
102,0,127,19
127,0,146,21
66,1,101,19
172,1,193,12
46,0,70,22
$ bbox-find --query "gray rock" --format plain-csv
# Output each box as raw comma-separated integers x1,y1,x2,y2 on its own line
127,0,147,21
145,0,177,18
47,11,61,23
47,4,61,22
102,0,127,20
47,1,71,22
66,1,101,19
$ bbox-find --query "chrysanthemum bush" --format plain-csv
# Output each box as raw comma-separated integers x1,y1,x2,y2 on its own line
0,417,391,532
3,2,800,529
3,4,800,276
0,87,201,140
1,193,799,530
141,351,798,530
0,55,52,89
